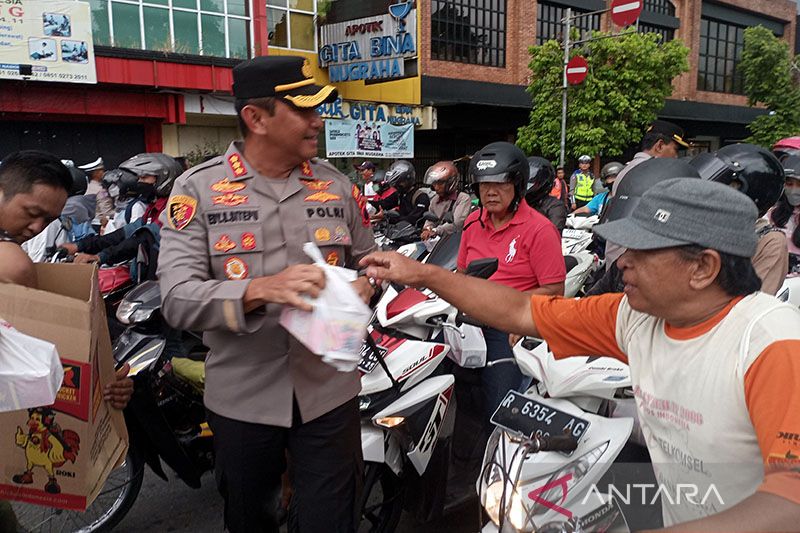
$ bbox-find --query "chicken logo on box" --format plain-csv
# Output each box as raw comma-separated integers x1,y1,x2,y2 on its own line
12,407,80,495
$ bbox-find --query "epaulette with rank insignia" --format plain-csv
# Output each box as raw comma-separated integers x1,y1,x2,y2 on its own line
182,156,225,181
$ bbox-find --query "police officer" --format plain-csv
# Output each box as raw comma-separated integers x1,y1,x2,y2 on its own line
157,55,377,533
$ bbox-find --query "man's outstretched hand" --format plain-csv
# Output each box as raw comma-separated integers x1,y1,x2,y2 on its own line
359,251,431,288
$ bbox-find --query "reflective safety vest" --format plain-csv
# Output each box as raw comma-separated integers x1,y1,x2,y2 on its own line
574,172,595,202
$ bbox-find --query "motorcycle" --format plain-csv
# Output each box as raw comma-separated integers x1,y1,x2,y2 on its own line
562,214,598,256
478,338,637,533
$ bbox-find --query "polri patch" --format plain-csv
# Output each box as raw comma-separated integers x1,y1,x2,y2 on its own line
212,193,249,207
241,232,257,251
224,256,249,280
214,234,236,253
326,251,339,266
211,178,246,193
167,195,198,231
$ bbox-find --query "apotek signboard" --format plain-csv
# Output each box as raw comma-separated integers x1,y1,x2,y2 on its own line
0,0,96,84
318,1,417,83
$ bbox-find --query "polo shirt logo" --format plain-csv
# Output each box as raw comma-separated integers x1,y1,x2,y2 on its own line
506,236,519,263
654,209,671,223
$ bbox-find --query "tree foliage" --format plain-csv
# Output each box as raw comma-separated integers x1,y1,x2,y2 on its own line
740,25,800,147
517,30,689,160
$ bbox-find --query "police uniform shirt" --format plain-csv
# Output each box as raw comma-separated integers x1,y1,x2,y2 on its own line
157,141,376,427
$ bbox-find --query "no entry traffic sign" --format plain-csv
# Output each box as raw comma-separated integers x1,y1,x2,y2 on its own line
566,56,588,85
610,0,642,27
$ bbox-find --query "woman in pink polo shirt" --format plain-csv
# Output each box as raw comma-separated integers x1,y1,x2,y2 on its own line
458,142,566,419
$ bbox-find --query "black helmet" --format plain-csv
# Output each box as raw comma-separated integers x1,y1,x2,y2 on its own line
690,143,784,216
525,156,555,203
602,158,700,223
119,153,183,196
68,167,88,197
385,160,416,192
115,169,143,199
469,142,529,211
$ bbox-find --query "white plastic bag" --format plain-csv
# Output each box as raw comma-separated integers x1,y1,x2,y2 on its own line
279,243,372,372
444,323,487,368
0,318,64,412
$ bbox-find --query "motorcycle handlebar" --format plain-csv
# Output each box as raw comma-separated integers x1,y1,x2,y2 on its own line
535,434,579,453
456,312,485,329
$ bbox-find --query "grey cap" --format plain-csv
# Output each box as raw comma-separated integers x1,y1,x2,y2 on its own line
593,178,758,257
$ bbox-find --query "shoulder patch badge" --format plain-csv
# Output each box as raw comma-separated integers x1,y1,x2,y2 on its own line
300,161,314,177
167,195,198,231
326,251,340,266
214,234,236,253
241,232,256,251
352,184,370,227
211,178,246,193
227,154,247,178
212,193,249,207
224,256,249,280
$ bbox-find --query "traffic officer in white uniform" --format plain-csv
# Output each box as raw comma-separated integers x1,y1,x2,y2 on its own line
157,55,377,533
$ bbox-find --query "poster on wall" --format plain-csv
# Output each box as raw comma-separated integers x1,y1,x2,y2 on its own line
0,0,97,83
325,118,414,159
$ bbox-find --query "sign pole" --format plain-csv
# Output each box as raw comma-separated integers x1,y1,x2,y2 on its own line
559,8,572,169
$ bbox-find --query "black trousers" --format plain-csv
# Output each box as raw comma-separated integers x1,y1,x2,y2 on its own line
207,398,363,533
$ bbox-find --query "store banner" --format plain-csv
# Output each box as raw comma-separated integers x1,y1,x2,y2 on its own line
0,0,97,84
325,118,414,159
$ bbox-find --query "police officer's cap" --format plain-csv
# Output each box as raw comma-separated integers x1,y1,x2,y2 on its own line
232,55,338,108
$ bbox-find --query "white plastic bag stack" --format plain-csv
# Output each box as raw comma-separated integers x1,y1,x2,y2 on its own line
279,243,372,372
0,318,64,412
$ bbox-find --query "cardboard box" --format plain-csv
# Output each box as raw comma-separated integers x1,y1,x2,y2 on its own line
0,263,128,511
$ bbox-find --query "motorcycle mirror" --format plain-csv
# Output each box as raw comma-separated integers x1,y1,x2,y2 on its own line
465,258,498,280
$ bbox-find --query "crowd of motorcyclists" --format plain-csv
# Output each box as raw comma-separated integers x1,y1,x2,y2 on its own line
1,75,800,532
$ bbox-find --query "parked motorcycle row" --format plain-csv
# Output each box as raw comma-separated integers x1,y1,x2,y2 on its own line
13,201,800,533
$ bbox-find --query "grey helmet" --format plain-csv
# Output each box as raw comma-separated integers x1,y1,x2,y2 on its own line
601,161,624,180
119,153,183,196
385,160,416,192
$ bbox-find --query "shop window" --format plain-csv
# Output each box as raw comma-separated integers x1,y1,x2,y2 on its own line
536,2,600,45
267,0,317,52
638,22,674,42
87,0,111,46
643,0,675,17
95,1,251,58
431,0,507,68
697,17,745,94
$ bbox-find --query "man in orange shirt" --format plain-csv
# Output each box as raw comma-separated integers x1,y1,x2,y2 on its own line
360,178,800,531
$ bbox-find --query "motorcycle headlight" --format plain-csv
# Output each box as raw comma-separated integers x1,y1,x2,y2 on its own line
525,441,609,519
483,480,529,531
481,438,610,532
116,300,140,324
116,300,155,324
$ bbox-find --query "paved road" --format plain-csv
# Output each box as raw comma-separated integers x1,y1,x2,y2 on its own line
115,468,482,532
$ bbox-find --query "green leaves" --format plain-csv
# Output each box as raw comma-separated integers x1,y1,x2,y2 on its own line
741,26,800,147
517,29,689,159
